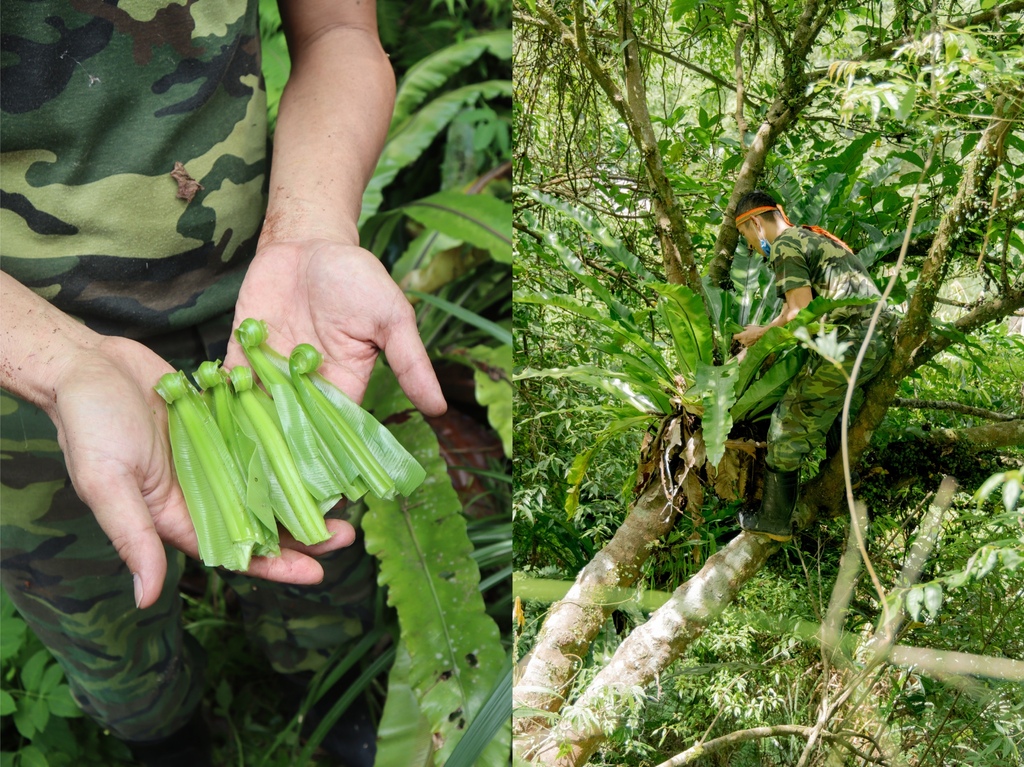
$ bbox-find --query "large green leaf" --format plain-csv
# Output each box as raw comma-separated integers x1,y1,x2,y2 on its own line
735,325,798,397
376,643,434,767
408,291,512,347
465,344,513,457
362,383,506,766
695,359,739,467
544,233,634,321
515,365,671,414
445,659,513,767
735,296,877,395
515,290,675,384
730,350,807,422
393,31,512,125
362,81,514,224
649,282,714,381
523,190,655,279
564,413,652,517
564,445,598,518
402,192,512,263
727,252,780,328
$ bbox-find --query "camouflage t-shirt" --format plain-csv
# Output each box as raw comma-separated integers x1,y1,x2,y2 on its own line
769,226,885,328
0,0,268,339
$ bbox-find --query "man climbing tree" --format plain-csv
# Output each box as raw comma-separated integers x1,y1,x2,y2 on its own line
731,190,897,540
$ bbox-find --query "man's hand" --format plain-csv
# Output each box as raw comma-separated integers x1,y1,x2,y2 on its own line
47,336,355,610
733,324,769,348
2,273,356,609
225,239,447,416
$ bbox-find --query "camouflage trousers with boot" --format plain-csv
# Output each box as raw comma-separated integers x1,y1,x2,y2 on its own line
0,327,376,743
767,319,895,473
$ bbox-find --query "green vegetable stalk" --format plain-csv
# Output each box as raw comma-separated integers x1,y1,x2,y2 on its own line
195,361,279,557
158,319,428,567
155,371,255,571
229,365,332,546
235,319,347,506
289,344,405,500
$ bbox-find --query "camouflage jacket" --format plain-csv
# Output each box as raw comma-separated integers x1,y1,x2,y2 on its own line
770,226,888,328
0,0,268,339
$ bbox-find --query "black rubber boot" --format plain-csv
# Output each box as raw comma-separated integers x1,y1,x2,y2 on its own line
738,467,799,541
126,710,213,767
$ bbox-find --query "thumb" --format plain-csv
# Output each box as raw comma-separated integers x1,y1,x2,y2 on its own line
82,479,169,610
383,304,447,417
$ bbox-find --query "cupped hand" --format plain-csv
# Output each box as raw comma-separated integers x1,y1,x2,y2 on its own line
50,336,355,609
225,239,446,415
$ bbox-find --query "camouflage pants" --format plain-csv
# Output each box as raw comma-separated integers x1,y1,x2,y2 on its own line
0,327,376,742
767,321,894,472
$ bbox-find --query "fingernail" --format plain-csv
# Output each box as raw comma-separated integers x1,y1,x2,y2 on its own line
133,573,144,609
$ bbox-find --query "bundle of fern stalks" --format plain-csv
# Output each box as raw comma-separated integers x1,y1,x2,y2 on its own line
154,318,424,571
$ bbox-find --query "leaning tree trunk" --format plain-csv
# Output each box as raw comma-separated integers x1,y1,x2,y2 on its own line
522,532,778,766
513,480,675,741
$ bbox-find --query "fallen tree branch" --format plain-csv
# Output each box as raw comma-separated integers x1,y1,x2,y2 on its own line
892,398,1020,422
524,532,779,765
898,419,1024,452
654,724,886,767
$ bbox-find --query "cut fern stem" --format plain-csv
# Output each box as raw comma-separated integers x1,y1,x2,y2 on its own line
155,370,255,571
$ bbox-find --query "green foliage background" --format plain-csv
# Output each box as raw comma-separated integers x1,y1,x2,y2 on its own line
513,0,1023,764
1,1,512,766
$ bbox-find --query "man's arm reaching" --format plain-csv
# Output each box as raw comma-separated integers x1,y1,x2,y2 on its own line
225,0,446,415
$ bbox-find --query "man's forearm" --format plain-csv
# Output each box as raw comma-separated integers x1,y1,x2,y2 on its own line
768,302,799,329
262,9,395,246
0,272,100,415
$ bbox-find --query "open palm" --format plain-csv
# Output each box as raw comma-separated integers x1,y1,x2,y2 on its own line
226,239,446,415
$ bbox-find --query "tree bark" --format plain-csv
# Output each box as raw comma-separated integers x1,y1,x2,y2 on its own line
895,420,1024,452
524,532,779,766
513,481,675,744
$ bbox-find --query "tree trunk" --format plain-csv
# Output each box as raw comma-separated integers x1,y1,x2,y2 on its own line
524,532,778,766
513,481,675,743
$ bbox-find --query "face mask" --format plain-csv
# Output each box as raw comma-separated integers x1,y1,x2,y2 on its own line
759,238,771,258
